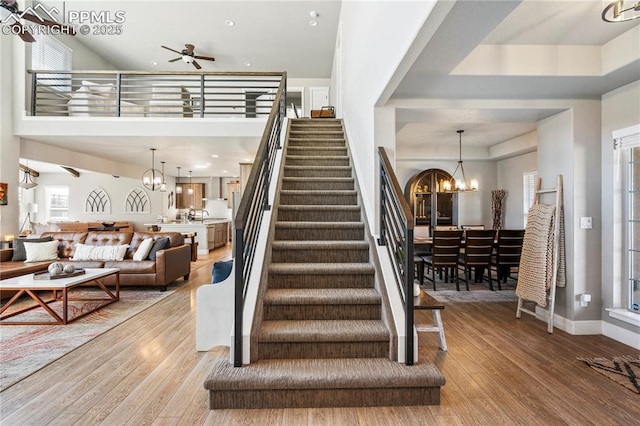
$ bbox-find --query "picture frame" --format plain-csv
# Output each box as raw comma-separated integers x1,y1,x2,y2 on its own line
0,183,7,205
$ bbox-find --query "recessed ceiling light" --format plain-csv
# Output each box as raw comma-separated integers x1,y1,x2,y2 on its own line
244,62,252,67
150,61,158,66
309,11,318,18
309,20,318,27
244,158,251,162
225,20,235,26
195,164,208,169
211,154,219,158
223,170,228,173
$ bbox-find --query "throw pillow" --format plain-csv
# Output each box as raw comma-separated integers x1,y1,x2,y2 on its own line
133,238,154,261
212,260,233,284
147,237,170,261
72,243,129,261
23,240,59,263
11,236,54,261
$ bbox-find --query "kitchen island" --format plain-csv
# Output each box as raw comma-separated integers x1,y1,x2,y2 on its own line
144,219,230,257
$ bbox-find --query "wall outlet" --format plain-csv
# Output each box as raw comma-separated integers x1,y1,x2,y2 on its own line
580,217,592,229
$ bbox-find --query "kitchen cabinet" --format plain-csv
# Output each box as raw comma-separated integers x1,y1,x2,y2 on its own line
176,183,205,209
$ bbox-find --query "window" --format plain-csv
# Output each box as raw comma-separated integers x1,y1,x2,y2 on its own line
45,186,69,221
523,171,537,227
31,34,72,92
627,146,640,313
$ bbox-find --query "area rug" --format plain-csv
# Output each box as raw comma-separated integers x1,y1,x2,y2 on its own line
578,355,640,394
421,280,518,303
0,288,174,391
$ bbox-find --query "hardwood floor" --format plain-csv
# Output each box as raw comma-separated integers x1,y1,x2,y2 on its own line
1,245,638,425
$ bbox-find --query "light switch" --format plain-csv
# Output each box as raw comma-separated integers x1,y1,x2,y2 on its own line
580,217,592,229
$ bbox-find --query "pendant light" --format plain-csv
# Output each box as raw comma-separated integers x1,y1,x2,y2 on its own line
159,161,167,192
176,166,182,194
188,170,194,195
602,0,640,22
442,130,479,193
19,168,38,189
142,148,164,191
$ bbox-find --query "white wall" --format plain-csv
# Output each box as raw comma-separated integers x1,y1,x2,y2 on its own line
32,171,177,231
337,1,435,232
602,80,640,334
497,151,537,229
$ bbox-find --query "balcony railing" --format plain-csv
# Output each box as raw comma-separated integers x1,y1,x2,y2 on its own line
28,70,283,118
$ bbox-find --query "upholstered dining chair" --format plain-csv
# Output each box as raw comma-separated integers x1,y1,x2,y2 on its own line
492,229,525,290
422,230,464,291
460,229,496,291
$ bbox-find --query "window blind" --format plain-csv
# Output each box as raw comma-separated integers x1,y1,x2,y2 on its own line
31,35,72,92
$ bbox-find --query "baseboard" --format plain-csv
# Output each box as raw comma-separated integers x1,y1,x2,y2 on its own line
602,321,640,350
533,307,639,349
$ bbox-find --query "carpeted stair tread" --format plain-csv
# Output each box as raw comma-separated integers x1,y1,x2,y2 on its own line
275,221,364,230
264,288,380,305
258,320,389,343
280,189,357,196
268,262,375,275
271,240,368,250
205,348,445,391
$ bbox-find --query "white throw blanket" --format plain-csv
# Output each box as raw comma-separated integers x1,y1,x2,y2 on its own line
516,204,558,307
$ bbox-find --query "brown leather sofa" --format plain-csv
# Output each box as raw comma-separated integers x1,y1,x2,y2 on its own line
0,231,191,292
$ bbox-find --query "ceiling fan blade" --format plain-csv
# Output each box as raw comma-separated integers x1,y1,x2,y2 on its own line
20,12,76,35
184,44,195,55
161,45,182,55
192,60,202,70
194,55,215,62
168,57,182,63
12,23,35,42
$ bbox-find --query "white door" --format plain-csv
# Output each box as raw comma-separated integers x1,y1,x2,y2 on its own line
309,87,329,111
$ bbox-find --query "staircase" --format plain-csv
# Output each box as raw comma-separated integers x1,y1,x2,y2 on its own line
204,118,445,409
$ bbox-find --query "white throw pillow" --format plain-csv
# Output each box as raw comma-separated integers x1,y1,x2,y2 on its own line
72,243,129,261
133,238,154,261
23,240,59,263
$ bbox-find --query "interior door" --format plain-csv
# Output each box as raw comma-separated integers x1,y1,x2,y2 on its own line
310,87,329,110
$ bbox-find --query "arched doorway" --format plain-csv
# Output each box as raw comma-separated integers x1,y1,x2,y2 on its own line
404,169,458,230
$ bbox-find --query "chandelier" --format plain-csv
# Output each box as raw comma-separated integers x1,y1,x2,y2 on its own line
442,130,479,193
142,148,164,191
602,0,640,22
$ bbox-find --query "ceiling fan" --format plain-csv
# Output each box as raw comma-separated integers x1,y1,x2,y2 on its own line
0,0,75,42
161,44,215,70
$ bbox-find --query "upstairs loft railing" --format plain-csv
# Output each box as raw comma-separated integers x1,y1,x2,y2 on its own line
233,73,287,367
28,70,284,118
378,147,415,365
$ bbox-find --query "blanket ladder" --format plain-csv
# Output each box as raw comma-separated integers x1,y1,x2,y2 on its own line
516,175,563,333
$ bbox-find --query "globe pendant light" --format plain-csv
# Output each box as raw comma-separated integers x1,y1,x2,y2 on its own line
142,148,164,191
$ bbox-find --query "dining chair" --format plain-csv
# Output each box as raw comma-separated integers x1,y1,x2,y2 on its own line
422,230,464,291
460,229,496,291
492,229,525,290
412,225,431,285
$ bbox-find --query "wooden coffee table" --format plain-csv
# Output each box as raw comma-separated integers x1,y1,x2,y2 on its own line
0,268,119,325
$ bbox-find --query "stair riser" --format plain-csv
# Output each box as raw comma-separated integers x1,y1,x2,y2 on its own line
286,148,348,156
283,168,352,178
271,248,369,263
274,227,364,241
277,209,361,222
209,387,441,409
290,124,342,130
279,193,357,205
288,139,346,147
281,180,354,190
289,132,344,139
285,158,350,167
258,341,388,360
264,304,381,320
268,273,375,289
